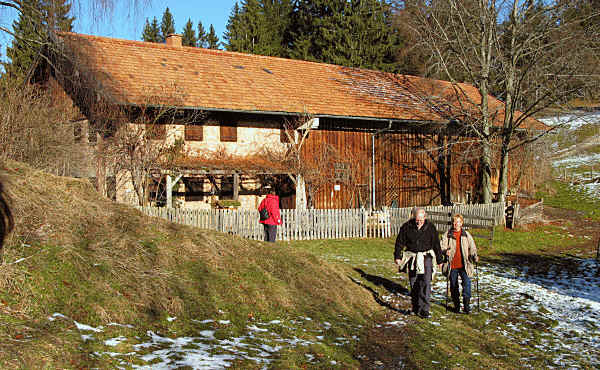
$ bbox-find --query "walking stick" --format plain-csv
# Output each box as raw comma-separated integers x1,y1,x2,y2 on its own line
476,260,480,312
445,270,449,312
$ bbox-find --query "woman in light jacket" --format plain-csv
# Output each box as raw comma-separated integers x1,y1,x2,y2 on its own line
441,213,478,314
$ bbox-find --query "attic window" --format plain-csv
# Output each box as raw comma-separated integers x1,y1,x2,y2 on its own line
263,68,273,74
233,65,245,70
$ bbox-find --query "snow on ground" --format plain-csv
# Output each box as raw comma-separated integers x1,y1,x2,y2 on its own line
48,313,361,369
48,255,600,368
430,259,600,367
553,153,600,169
539,111,600,129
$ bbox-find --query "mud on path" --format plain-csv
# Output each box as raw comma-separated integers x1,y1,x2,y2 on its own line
354,205,600,369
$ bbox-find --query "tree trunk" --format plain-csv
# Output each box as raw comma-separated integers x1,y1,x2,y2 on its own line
295,174,307,210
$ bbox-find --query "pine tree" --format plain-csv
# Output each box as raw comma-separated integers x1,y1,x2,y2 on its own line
224,0,292,56
206,24,220,49
160,7,176,42
4,0,74,80
224,2,243,51
197,21,207,48
288,0,400,72
141,17,161,43
181,18,197,47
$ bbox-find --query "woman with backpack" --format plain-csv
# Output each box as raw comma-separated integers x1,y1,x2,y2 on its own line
258,186,282,242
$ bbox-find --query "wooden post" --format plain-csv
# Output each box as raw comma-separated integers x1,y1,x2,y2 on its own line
233,173,240,201
166,174,183,208
96,133,107,198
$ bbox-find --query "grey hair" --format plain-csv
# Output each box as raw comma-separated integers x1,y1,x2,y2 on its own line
412,207,426,217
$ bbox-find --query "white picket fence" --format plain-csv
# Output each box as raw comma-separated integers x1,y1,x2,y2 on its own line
136,202,505,241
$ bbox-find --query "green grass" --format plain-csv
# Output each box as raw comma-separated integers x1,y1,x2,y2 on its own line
291,231,595,369
536,180,600,220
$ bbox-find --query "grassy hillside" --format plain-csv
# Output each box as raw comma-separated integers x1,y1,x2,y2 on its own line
0,160,376,368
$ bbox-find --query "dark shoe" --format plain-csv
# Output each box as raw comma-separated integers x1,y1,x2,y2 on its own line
418,311,430,318
463,298,471,314
451,305,460,313
463,306,471,314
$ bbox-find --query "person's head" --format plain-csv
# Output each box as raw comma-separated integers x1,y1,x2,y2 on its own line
452,213,464,231
413,207,426,228
0,180,13,249
265,185,275,195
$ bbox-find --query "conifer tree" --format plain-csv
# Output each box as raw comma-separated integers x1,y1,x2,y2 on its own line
197,21,207,48
181,18,197,47
206,24,220,49
141,17,161,43
4,0,74,80
224,0,292,56
288,0,400,72
160,7,175,42
224,2,242,51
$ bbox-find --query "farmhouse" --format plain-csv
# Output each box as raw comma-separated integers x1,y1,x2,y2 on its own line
41,32,545,210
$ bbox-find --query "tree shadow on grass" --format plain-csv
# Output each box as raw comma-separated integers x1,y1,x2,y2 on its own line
482,253,600,303
350,268,412,315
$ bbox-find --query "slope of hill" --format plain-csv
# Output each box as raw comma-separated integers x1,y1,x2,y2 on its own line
539,111,600,201
0,160,375,368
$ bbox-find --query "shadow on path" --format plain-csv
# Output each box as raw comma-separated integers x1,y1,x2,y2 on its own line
350,268,412,315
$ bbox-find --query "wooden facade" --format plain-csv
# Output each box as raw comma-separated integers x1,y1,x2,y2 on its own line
298,125,536,209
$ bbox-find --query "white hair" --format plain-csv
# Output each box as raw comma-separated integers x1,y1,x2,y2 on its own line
412,207,426,217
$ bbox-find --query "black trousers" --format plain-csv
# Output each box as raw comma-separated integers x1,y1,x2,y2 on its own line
263,224,277,242
408,255,433,315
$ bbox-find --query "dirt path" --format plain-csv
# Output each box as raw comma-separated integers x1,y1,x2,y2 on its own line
355,206,600,369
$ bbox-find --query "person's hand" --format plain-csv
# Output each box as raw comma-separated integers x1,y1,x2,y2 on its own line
445,250,451,256
474,256,479,263
394,259,401,265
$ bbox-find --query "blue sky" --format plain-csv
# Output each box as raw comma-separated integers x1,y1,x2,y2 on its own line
0,0,239,64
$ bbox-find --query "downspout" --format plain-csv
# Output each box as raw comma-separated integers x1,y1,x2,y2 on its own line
371,120,393,210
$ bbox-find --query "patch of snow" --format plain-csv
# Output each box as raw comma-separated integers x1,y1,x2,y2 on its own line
167,316,177,322
539,111,600,129
74,321,103,333
104,336,127,347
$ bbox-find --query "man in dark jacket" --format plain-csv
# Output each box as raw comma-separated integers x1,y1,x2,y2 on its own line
258,186,282,242
394,207,444,318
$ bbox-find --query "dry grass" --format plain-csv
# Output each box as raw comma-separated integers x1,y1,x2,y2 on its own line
0,159,376,367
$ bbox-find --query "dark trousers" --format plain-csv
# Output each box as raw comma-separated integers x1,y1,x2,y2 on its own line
449,267,471,308
263,224,277,242
408,255,433,315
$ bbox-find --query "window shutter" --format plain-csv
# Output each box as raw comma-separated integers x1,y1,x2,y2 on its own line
220,123,237,142
146,124,166,140
185,124,203,141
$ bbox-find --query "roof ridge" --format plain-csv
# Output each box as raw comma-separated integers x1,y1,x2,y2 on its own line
57,31,385,72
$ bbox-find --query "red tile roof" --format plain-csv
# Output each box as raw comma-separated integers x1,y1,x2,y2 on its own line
56,32,546,130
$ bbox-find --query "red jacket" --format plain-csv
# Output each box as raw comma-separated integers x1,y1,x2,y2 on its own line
258,194,282,225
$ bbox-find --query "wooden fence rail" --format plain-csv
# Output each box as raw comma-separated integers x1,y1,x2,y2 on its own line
136,202,505,241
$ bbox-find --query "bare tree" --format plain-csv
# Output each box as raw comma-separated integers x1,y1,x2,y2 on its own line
0,77,87,175
397,0,599,203
106,107,188,207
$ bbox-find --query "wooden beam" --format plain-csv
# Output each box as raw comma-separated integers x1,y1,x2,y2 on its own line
166,175,173,208
233,173,240,201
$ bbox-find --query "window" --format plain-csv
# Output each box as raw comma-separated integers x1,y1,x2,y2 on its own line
185,124,203,141
220,176,234,200
220,123,237,142
146,124,166,140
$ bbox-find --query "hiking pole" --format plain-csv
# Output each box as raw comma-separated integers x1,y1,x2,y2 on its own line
445,271,449,312
476,260,480,312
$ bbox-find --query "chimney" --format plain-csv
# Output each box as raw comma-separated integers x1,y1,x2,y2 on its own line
166,33,182,47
